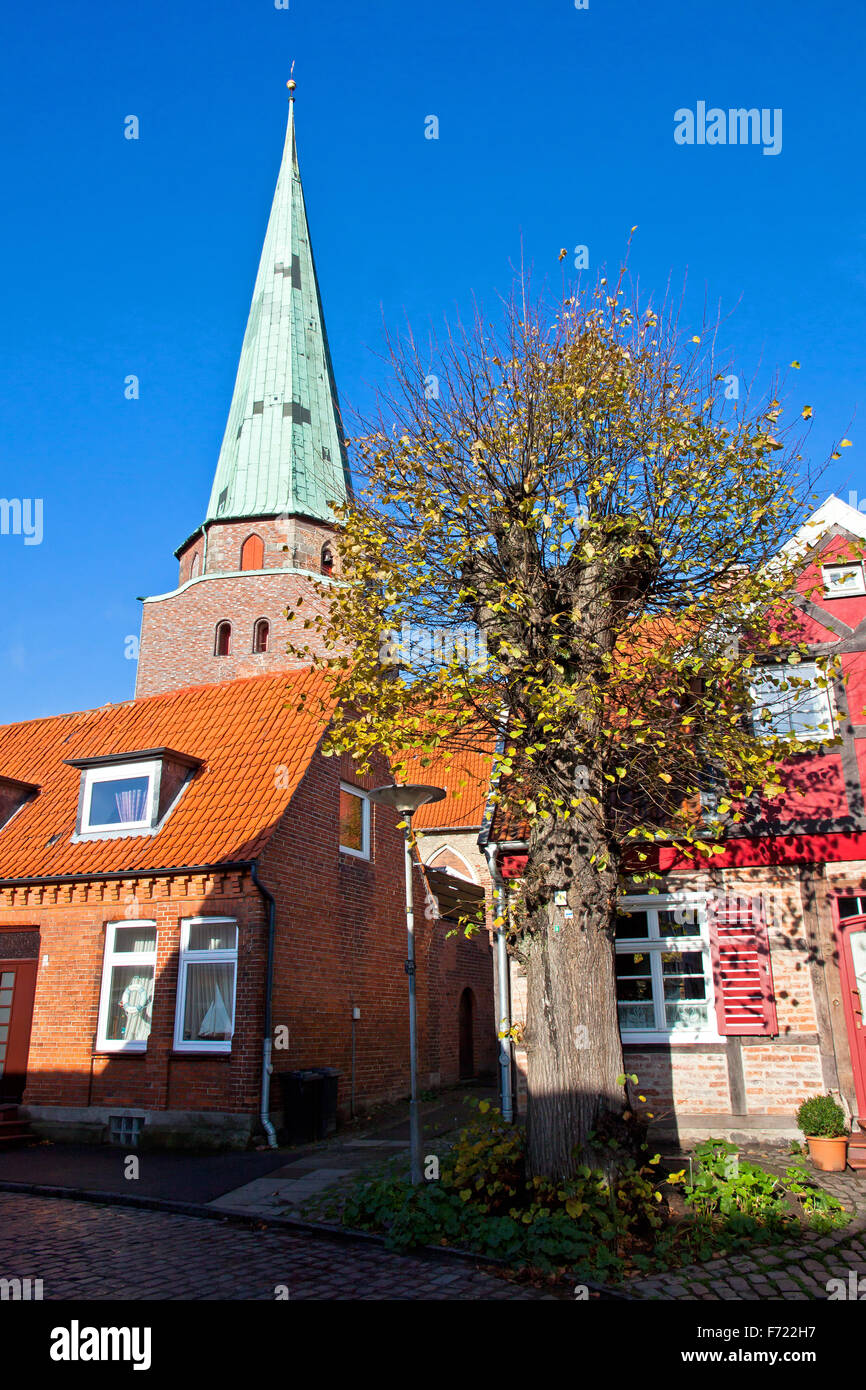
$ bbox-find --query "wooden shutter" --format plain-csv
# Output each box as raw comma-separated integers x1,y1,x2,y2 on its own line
708,893,778,1036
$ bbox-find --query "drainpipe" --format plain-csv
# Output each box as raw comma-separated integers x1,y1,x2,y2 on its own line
483,842,513,1123
251,862,278,1149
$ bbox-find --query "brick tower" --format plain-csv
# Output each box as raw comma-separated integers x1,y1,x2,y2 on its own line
135,85,352,698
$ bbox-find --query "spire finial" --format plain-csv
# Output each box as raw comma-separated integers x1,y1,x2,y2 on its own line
287,61,296,101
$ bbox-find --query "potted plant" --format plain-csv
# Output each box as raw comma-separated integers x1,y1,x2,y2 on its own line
795,1094,849,1172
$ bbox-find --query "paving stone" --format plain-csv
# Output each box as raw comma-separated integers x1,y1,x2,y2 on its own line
0,1192,551,1301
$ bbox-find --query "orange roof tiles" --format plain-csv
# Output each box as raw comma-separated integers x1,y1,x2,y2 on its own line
0,670,336,880
400,746,493,830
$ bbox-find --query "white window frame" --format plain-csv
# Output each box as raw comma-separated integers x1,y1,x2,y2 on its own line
749,661,835,743
173,917,238,1054
615,892,720,1045
82,760,159,834
339,782,371,859
822,562,866,599
96,920,158,1053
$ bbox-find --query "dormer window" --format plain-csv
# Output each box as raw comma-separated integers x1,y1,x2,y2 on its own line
0,776,39,831
822,563,866,598
65,748,201,841
84,765,155,832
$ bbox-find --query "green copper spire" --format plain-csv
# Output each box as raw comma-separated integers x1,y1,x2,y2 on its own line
206,87,352,524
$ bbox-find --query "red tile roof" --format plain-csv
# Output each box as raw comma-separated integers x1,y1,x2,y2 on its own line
0,670,336,880
399,746,493,830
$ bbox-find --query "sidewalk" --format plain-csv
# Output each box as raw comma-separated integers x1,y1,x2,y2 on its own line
0,1085,495,1211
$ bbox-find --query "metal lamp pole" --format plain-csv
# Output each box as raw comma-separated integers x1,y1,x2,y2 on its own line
368,782,445,1185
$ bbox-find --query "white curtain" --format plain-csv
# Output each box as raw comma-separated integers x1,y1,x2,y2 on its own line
183,963,235,1041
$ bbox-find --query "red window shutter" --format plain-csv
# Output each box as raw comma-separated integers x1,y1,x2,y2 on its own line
708,893,778,1036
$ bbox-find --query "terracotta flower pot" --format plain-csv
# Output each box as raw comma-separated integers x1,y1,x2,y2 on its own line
805,1135,848,1172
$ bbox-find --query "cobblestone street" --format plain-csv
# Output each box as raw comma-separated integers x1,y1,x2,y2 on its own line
0,1193,552,1301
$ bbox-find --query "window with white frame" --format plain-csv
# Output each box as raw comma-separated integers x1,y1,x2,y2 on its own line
97,922,158,1051
749,661,834,742
339,783,370,858
82,761,159,833
615,896,718,1043
174,918,238,1052
822,562,866,598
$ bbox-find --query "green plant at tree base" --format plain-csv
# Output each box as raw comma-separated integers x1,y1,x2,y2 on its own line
319,1105,848,1283
667,1139,848,1248
795,1094,848,1138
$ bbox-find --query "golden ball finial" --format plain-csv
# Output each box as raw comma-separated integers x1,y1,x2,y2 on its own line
287,79,296,92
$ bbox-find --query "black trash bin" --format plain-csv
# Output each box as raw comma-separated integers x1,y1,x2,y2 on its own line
313,1068,340,1137
279,1069,324,1145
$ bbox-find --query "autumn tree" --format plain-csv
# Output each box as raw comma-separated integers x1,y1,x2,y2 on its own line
292,271,844,1180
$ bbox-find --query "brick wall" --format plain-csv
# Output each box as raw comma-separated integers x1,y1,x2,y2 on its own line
4,872,266,1134
260,752,496,1119
4,751,496,1143
135,515,347,698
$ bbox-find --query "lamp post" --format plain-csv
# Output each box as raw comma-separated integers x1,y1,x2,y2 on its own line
368,781,446,1184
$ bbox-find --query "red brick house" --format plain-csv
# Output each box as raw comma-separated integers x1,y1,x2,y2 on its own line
481,495,866,1145
0,92,495,1148
0,671,495,1147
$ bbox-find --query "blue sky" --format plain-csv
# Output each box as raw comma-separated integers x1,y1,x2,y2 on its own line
0,0,863,723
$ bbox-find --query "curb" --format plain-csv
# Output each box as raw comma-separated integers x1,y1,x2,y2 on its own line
0,1178,626,1299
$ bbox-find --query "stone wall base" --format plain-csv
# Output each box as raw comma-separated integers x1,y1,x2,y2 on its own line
24,1105,256,1151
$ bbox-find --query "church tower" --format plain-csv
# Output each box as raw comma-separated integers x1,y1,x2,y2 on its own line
135,83,351,699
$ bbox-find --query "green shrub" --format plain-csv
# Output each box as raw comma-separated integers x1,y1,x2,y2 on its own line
795,1094,847,1138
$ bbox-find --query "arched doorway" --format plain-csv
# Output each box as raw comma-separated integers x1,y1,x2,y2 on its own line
458,987,475,1080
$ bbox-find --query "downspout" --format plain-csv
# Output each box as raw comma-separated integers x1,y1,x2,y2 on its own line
483,842,514,1124
251,862,279,1149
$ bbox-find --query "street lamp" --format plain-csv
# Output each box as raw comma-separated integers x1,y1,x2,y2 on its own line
367,782,446,1184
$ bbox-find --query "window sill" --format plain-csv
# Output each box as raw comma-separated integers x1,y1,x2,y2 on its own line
92,1048,149,1058
169,1049,233,1060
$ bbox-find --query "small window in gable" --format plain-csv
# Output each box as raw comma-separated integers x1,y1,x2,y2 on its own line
253,619,270,653
750,660,835,742
822,563,866,598
339,783,370,859
240,534,264,571
215,621,232,656
321,543,334,577
65,748,201,840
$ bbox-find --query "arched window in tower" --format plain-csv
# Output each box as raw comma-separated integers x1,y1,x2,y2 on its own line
253,619,270,654
321,543,334,577
240,534,264,571
190,551,201,580
214,621,232,657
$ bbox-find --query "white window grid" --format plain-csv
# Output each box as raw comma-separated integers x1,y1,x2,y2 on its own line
339,782,371,859
82,760,159,834
96,921,158,1052
173,916,238,1054
615,893,720,1044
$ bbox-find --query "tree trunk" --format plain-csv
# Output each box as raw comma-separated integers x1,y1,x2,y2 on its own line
523,814,627,1181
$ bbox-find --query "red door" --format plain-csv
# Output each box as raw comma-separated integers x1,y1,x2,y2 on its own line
837,914,866,1121
0,960,37,1104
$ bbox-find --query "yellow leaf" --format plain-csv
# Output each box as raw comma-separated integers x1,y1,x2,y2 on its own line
840,438,853,447
790,360,801,368
801,406,812,420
